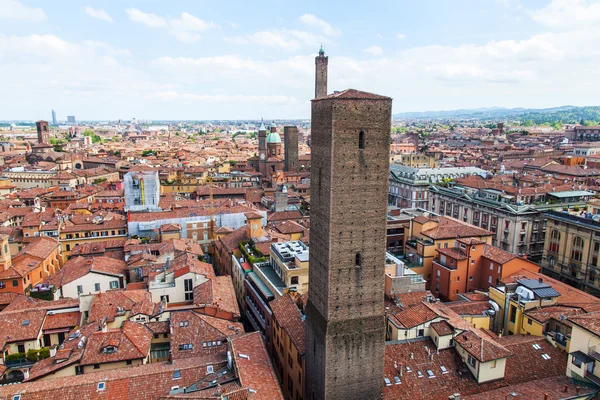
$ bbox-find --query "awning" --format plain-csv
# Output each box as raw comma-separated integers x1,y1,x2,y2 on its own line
43,328,71,335
571,350,595,363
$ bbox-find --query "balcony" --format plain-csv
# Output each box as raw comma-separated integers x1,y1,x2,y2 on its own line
433,259,457,270
4,358,35,368
585,370,600,386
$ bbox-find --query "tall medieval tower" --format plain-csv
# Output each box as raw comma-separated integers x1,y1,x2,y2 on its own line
258,120,268,176
315,47,328,99
283,126,298,172
305,86,392,400
36,120,50,145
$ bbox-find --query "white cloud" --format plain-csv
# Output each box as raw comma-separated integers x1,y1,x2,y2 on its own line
397,33,406,40
125,8,167,28
83,40,131,57
299,14,341,36
226,29,328,51
84,6,113,23
363,45,384,56
145,91,298,104
0,0,46,21
6,0,600,119
532,0,600,28
125,8,216,42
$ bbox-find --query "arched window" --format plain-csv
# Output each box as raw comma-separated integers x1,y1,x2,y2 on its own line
355,252,362,267
571,236,584,262
549,230,560,253
358,131,365,150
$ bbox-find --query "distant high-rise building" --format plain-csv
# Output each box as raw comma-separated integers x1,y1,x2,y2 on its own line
36,120,50,145
305,87,392,399
51,109,57,126
315,46,328,99
67,115,76,125
283,126,298,172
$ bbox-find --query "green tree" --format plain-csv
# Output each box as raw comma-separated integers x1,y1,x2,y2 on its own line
438,177,453,187
141,150,155,157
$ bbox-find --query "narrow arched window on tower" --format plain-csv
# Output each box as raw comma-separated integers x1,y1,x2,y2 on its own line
358,130,365,150
355,252,362,267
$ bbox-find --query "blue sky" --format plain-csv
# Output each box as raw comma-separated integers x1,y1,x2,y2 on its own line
1,0,599,120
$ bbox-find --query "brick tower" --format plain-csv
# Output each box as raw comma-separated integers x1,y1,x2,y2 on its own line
36,120,50,144
305,88,392,400
257,120,268,176
315,46,328,99
283,126,298,172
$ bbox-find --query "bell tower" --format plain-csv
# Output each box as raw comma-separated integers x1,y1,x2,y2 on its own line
36,120,50,144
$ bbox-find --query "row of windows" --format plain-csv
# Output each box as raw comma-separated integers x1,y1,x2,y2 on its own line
64,230,126,239
0,280,19,289
76,281,119,294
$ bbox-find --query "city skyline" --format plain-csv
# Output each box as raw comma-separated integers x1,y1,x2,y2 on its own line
1,0,600,120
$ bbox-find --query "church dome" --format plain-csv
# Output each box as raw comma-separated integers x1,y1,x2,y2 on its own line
266,131,281,144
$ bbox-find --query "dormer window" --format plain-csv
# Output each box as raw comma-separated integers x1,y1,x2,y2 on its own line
102,345,117,354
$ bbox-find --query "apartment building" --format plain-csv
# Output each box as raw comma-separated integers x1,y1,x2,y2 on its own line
431,239,539,301
389,165,487,209
542,210,600,296
405,215,493,286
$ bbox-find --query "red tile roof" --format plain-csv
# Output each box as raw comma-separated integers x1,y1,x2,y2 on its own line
42,311,81,331
463,376,597,400
48,256,126,287
569,311,600,336
231,332,284,400
80,321,152,366
193,276,240,318
430,320,454,336
170,310,243,360
446,301,492,316
0,309,46,346
501,269,600,311
421,217,493,240
482,245,518,265
270,294,306,354
0,355,225,399
390,302,440,329
314,88,391,101
454,330,512,362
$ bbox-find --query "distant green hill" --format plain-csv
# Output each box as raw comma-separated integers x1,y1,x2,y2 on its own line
394,105,600,125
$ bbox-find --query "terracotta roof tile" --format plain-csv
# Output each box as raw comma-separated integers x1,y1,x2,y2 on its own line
390,302,440,329
270,294,305,354
454,330,512,362
314,88,391,101
501,269,600,311
430,320,454,336
231,332,284,399
80,321,152,366
48,256,126,288
42,311,81,331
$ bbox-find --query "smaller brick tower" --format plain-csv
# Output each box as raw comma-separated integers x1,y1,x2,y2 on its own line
36,120,50,144
258,120,268,176
283,126,299,172
315,46,328,99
